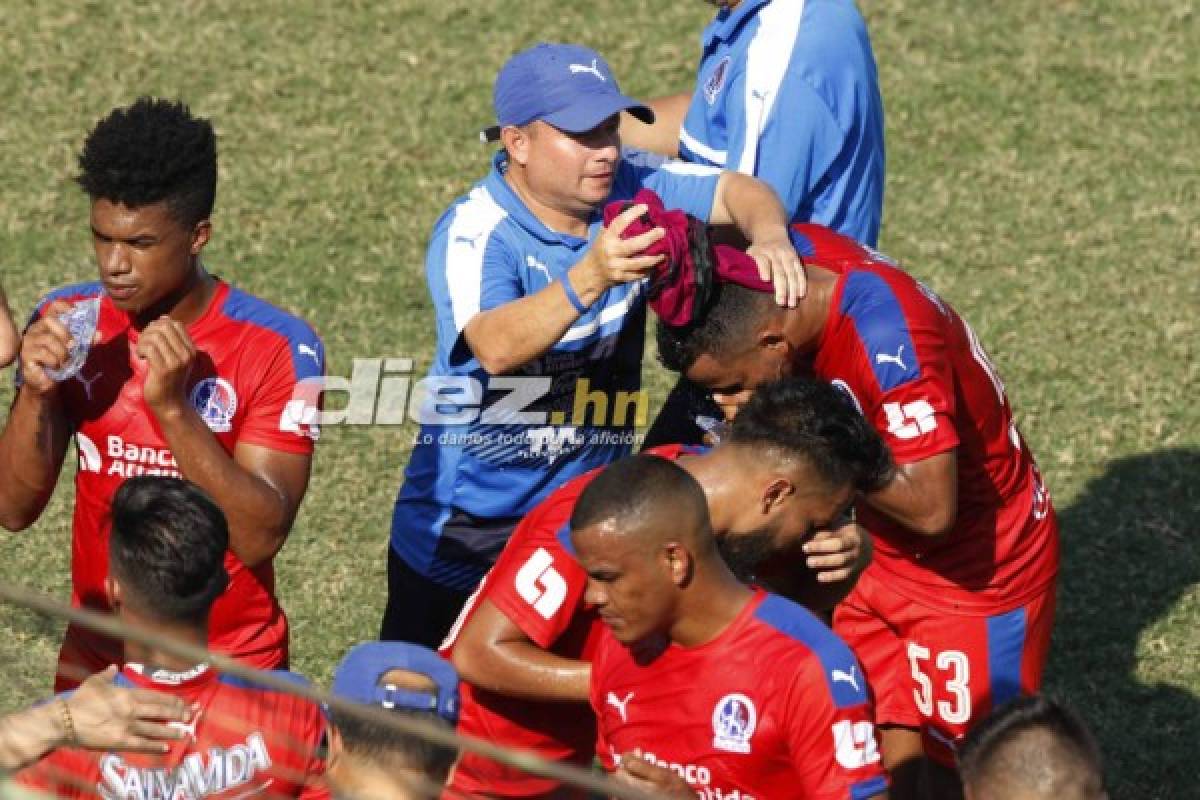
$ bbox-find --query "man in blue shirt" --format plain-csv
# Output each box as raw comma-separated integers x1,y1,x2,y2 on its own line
627,0,886,450
382,42,804,648
624,0,885,245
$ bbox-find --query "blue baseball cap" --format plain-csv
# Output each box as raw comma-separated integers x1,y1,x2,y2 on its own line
480,43,654,143
331,642,460,725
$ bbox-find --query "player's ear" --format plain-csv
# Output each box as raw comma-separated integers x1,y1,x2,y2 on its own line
190,219,212,256
664,543,693,586
761,476,795,515
501,124,532,167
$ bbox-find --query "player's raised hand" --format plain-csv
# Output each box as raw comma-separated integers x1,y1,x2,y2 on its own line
746,232,806,308
66,666,191,753
16,300,77,394
137,316,197,414
804,518,868,584
580,203,666,290
614,752,694,798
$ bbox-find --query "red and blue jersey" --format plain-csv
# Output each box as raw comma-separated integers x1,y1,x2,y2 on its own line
792,224,1059,612
591,589,887,800
22,279,324,675
442,444,693,798
17,663,330,798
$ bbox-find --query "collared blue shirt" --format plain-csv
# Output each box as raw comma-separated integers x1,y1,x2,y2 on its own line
391,151,720,589
680,0,885,245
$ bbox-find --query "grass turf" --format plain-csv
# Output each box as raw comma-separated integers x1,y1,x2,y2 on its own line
0,1,1196,796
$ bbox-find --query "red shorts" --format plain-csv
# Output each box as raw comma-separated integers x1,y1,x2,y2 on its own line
833,567,1056,768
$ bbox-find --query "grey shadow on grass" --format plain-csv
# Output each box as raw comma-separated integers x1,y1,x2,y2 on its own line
1047,448,1199,799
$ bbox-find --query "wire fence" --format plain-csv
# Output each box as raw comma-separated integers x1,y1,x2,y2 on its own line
0,578,658,800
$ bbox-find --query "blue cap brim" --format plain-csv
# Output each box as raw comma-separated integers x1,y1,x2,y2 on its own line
542,93,655,134
480,96,654,143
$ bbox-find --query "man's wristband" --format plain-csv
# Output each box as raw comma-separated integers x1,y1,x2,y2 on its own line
560,278,589,315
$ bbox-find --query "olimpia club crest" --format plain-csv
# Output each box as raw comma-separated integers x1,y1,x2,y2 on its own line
712,693,757,754
190,377,238,433
704,56,732,105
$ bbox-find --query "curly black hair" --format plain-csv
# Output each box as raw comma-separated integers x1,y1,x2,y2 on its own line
76,97,217,227
655,281,776,374
729,377,894,493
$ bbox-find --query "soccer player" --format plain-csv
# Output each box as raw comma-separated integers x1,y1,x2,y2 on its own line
0,98,324,690
957,696,1107,800
654,222,1060,798
623,0,886,245
443,378,892,799
384,42,806,648
0,280,18,369
324,642,460,800
16,476,330,798
576,455,888,799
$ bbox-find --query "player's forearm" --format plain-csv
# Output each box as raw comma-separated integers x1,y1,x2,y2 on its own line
464,271,601,375
618,92,691,157
153,406,292,566
0,390,69,531
864,461,958,537
455,639,590,702
710,171,790,242
0,702,64,771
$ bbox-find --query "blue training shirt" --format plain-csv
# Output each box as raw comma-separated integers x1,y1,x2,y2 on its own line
680,0,885,245
391,151,720,589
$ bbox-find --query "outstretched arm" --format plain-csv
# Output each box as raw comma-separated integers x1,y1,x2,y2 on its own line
618,93,692,158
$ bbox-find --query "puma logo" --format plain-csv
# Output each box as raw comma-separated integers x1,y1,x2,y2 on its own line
453,231,484,249
606,691,634,723
831,666,861,692
75,369,103,401
568,59,606,82
298,343,321,367
526,255,552,283
875,345,907,370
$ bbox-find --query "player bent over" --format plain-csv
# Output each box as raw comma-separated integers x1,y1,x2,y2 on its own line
0,98,324,689
16,477,329,798
443,378,892,799
655,221,1059,799
576,455,888,799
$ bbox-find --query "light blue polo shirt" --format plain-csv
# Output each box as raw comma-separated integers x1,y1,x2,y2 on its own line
391,151,720,589
680,0,885,245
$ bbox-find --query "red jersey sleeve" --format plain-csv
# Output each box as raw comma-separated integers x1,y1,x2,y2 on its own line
237,332,323,455
588,633,617,771
836,269,960,465
484,499,589,649
784,656,888,800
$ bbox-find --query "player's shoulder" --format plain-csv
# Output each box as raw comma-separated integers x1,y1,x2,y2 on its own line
751,593,870,709
219,284,322,345
216,671,325,716
217,284,324,372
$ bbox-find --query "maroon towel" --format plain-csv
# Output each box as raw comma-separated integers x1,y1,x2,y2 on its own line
602,189,771,327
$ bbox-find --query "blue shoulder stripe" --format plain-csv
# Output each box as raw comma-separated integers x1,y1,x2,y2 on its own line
754,594,869,710
788,228,816,258
840,271,920,392
220,287,324,381
30,281,104,324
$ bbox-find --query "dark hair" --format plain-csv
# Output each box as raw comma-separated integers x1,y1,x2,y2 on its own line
730,378,893,493
76,97,217,227
330,708,458,785
571,454,709,537
108,477,229,624
958,696,1104,792
656,282,775,373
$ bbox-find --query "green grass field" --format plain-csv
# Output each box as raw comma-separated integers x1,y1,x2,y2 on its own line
0,1,1196,796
